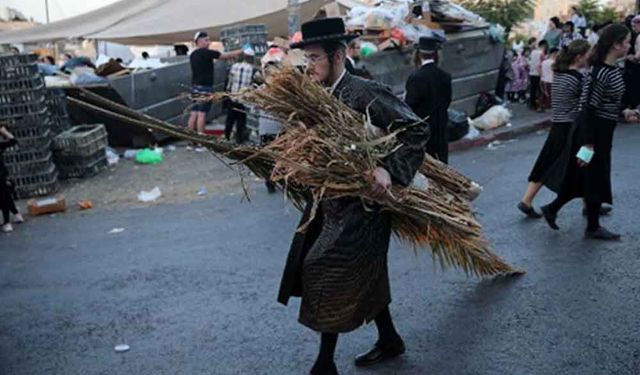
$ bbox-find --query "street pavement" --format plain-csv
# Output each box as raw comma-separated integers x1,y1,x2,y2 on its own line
1,124,640,375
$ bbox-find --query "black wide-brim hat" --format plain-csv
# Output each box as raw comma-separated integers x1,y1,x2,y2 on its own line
290,17,359,49
416,36,443,52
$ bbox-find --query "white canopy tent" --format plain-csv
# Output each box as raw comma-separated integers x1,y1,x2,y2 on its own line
0,0,333,45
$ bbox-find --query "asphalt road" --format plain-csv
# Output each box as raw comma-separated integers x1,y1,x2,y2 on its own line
2,124,640,375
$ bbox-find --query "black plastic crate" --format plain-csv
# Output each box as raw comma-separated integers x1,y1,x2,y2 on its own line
0,63,39,80
51,115,71,135
54,147,104,166
53,124,107,156
5,152,55,176
220,24,266,38
12,164,59,199
58,155,107,179
45,89,68,117
2,112,52,129
0,88,47,105
6,124,52,150
4,140,52,164
0,54,38,68
0,97,48,119
0,74,45,92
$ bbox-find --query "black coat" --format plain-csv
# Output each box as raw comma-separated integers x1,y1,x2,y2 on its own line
0,138,17,182
277,72,429,333
405,62,452,163
0,138,17,209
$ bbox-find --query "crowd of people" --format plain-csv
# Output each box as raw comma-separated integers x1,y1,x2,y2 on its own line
518,20,640,241
504,13,640,115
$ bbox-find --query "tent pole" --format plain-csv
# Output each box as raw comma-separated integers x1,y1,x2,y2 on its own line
287,0,300,36
44,0,50,23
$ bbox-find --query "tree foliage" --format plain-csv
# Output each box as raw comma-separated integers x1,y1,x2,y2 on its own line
592,7,624,24
576,0,624,26
460,0,537,33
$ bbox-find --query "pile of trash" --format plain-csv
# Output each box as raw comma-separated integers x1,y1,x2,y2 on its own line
344,0,488,56
446,92,512,142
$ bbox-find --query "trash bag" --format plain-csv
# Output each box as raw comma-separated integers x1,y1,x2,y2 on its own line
474,92,503,118
135,148,163,164
468,105,512,130
489,24,506,44
137,187,162,202
360,42,379,58
447,109,469,142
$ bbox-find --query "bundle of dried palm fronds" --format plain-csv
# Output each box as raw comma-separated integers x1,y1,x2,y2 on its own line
69,70,520,277
211,67,519,277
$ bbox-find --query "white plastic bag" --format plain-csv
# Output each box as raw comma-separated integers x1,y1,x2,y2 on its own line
137,187,162,202
468,105,512,130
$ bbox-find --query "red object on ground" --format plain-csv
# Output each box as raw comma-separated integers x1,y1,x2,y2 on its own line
203,128,224,136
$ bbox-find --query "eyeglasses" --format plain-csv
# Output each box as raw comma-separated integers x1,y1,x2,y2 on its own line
304,53,328,64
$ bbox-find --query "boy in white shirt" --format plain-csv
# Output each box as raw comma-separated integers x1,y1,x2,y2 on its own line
528,40,548,110
538,47,558,111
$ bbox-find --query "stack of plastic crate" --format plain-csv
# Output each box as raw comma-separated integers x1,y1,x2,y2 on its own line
53,124,108,179
45,88,72,135
220,24,269,56
0,53,59,199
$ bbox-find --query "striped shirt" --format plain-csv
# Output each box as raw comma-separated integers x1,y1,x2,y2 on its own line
551,70,584,123
580,64,626,121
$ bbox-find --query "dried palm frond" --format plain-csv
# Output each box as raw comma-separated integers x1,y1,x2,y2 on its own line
70,70,521,277
211,67,520,277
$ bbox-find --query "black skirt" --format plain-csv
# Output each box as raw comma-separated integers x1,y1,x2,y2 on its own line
555,117,616,204
624,62,640,108
528,122,572,190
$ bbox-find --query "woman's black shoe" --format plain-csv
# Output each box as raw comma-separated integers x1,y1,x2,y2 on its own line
309,361,339,375
354,338,405,367
517,202,542,218
540,205,559,230
585,227,621,241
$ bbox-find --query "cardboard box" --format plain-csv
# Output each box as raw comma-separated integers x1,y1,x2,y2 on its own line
27,195,67,216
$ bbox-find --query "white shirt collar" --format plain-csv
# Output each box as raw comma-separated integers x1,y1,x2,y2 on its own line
421,59,435,66
329,68,347,95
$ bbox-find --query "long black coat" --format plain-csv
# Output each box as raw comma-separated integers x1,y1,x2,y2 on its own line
405,62,452,164
277,72,429,333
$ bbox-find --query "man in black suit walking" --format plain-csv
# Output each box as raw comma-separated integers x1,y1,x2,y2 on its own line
405,36,452,163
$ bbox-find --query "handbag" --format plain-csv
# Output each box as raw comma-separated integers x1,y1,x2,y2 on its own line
572,67,599,141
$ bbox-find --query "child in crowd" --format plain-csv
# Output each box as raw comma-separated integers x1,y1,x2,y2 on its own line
560,21,583,49
538,47,559,111
507,48,530,103
529,40,548,110
588,24,601,46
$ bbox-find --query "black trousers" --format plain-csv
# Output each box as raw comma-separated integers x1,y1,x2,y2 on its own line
1,183,17,224
529,76,541,109
225,101,248,143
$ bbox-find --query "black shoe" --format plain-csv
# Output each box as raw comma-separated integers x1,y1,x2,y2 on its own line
582,206,613,216
540,204,559,230
585,227,621,241
310,361,339,375
517,202,542,218
354,338,406,367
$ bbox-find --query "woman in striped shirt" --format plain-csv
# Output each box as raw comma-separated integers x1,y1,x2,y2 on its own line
541,24,636,240
518,39,591,218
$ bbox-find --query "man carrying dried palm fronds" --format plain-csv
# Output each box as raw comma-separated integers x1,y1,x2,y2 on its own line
276,18,430,375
